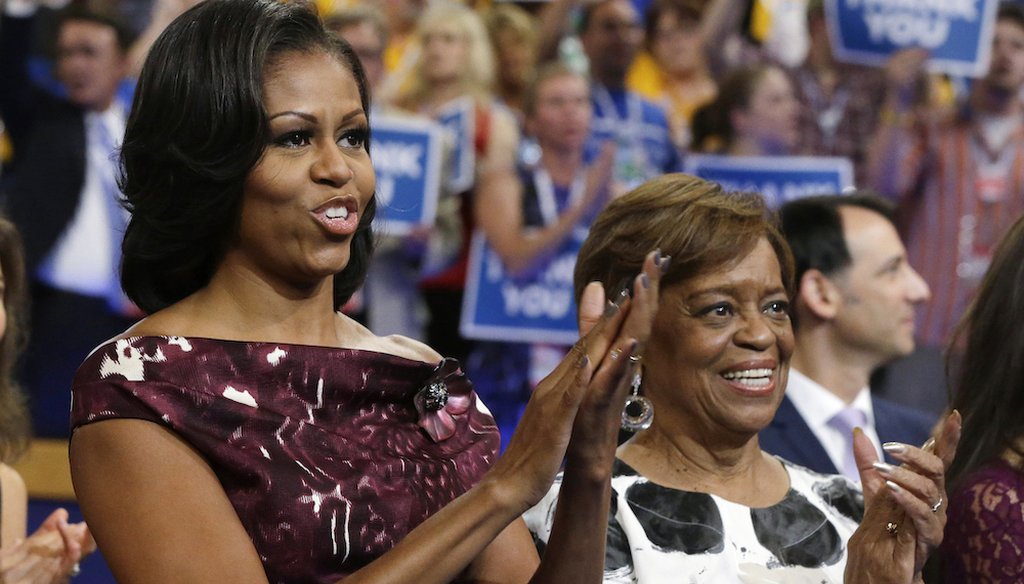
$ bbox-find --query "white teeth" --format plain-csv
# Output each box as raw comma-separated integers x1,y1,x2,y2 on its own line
324,206,349,219
721,368,773,381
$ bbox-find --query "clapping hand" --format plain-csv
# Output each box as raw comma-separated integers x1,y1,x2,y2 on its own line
0,509,96,584
844,410,962,584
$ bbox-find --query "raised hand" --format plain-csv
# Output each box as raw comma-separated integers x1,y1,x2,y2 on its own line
487,250,665,511
0,508,95,584
844,410,962,584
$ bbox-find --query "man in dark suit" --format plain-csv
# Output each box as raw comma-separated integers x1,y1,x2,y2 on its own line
0,2,136,437
760,193,937,480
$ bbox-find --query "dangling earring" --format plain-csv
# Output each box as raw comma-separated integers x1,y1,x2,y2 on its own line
621,365,653,432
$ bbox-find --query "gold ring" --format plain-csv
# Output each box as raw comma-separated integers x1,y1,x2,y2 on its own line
931,496,943,513
885,521,899,537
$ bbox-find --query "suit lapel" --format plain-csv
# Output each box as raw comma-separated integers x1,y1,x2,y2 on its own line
768,396,840,475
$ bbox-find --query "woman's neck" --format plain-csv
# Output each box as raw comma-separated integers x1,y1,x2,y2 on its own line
165,264,349,347
538,145,583,185
664,65,711,88
423,80,470,113
728,136,790,157
727,138,766,156
619,420,788,506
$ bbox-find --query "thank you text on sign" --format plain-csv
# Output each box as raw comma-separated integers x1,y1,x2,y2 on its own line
684,155,854,208
825,0,998,77
461,230,586,345
370,114,443,236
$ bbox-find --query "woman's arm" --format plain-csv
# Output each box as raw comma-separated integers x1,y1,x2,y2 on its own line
866,49,930,202
476,140,614,276
0,463,93,584
71,420,271,584
466,254,665,583
72,256,663,584
0,464,27,546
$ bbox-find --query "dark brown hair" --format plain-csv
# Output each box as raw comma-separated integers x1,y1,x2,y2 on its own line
0,217,30,463
574,173,794,302
690,64,778,153
947,213,1024,489
643,0,703,51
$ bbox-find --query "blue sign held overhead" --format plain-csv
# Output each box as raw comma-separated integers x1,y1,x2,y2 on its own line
825,0,998,78
684,155,854,208
370,114,443,236
461,230,586,346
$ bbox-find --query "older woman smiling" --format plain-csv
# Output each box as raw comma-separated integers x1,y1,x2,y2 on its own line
527,174,961,583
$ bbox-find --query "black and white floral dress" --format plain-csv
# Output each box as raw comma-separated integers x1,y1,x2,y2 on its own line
524,458,863,583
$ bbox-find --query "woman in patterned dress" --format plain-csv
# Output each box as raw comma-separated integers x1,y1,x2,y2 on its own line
527,174,962,583
66,1,664,582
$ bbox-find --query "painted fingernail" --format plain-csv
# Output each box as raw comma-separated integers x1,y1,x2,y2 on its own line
628,339,640,356
614,288,630,306
883,442,907,454
653,248,662,266
922,438,936,452
873,461,897,474
885,480,903,493
658,255,672,273
581,355,590,368
640,272,650,289
604,300,620,317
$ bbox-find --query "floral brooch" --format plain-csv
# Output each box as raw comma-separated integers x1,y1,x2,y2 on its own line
414,358,473,442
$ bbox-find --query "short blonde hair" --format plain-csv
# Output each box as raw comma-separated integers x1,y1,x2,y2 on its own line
402,2,495,103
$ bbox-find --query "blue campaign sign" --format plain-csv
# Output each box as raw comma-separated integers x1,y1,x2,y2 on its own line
825,0,998,77
436,97,476,194
370,114,443,236
460,230,587,345
684,155,854,208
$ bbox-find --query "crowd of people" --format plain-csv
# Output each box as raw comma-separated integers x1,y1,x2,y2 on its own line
0,0,1022,582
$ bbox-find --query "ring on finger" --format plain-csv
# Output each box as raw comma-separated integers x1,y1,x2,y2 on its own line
931,496,944,513
885,521,899,537
610,348,622,360
628,353,642,364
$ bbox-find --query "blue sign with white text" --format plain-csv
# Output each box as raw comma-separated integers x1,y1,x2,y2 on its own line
684,155,854,208
825,0,998,77
461,230,586,345
370,114,443,236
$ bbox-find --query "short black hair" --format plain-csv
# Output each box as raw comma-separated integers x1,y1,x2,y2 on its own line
779,192,895,281
57,4,136,52
999,1,1024,31
778,192,895,326
119,0,375,314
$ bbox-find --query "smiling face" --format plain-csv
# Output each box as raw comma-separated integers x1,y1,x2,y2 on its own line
229,50,375,293
644,238,794,438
